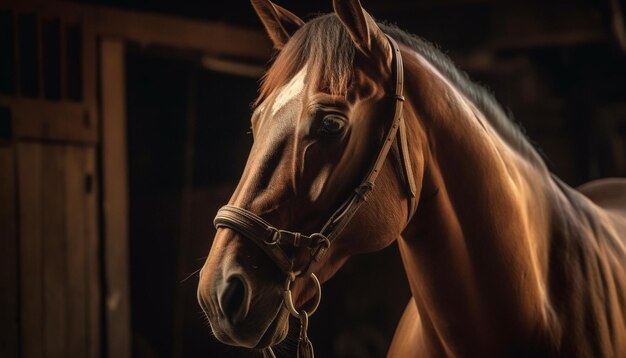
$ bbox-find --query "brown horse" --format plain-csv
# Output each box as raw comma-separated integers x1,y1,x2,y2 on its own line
197,0,626,356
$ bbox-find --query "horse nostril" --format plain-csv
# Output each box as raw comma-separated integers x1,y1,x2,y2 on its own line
218,275,250,325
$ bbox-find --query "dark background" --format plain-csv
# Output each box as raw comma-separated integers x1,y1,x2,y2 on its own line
118,1,626,357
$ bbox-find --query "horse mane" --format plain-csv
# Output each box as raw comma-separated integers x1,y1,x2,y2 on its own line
257,14,546,168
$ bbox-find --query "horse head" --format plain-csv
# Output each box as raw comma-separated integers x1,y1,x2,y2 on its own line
197,0,424,350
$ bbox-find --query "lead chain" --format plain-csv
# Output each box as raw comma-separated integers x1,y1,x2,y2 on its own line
296,310,314,358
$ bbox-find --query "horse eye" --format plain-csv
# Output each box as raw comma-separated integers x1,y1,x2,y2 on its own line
319,115,346,136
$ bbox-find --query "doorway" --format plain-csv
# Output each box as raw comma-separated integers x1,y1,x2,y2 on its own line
125,45,255,357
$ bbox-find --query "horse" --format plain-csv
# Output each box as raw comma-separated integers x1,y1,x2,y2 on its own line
197,0,626,356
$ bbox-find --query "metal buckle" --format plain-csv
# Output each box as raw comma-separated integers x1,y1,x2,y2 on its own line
308,233,330,262
263,227,281,246
282,273,321,318
354,182,374,200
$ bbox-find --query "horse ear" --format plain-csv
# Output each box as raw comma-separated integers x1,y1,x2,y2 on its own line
332,0,391,69
251,0,304,49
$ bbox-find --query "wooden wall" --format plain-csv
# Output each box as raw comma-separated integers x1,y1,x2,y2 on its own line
0,2,101,357
1,143,101,358
0,1,271,357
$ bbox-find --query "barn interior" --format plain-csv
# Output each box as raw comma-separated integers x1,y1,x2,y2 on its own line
1,0,625,357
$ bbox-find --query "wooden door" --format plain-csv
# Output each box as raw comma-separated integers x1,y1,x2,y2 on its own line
0,144,101,358
0,3,100,357
15,143,100,358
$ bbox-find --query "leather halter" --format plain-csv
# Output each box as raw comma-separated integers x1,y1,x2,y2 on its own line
214,35,414,358
214,35,416,278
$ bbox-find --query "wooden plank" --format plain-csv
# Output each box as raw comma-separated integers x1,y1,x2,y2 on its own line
82,29,100,358
17,142,44,358
65,146,87,357
0,97,97,144
3,0,271,67
84,146,101,358
101,38,131,358
200,56,264,78
0,145,18,358
91,7,271,63
42,144,67,357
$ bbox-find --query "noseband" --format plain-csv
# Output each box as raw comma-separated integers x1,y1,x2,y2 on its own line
213,35,415,358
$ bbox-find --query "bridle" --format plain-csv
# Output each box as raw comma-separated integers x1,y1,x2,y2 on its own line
214,34,414,358
213,35,415,358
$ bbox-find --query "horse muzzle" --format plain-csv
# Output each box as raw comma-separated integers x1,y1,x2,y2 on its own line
197,230,290,349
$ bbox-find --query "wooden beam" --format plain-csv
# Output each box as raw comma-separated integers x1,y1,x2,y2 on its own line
65,146,88,357
2,0,272,65
17,142,44,358
201,55,265,78
91,7,272,63
85,146,101,358
42,144,68,357
0,97,97,144
100,38,131,358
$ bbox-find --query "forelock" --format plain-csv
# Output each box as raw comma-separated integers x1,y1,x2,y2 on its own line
256,14,356,106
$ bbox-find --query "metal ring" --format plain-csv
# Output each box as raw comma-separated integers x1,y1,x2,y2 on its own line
264,229,280,246
308,233,330,250
282,273,321,318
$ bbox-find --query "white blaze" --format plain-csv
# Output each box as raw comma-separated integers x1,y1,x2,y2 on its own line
271,66,307,116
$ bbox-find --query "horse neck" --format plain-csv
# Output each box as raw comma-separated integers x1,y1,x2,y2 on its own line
396,51,560,354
